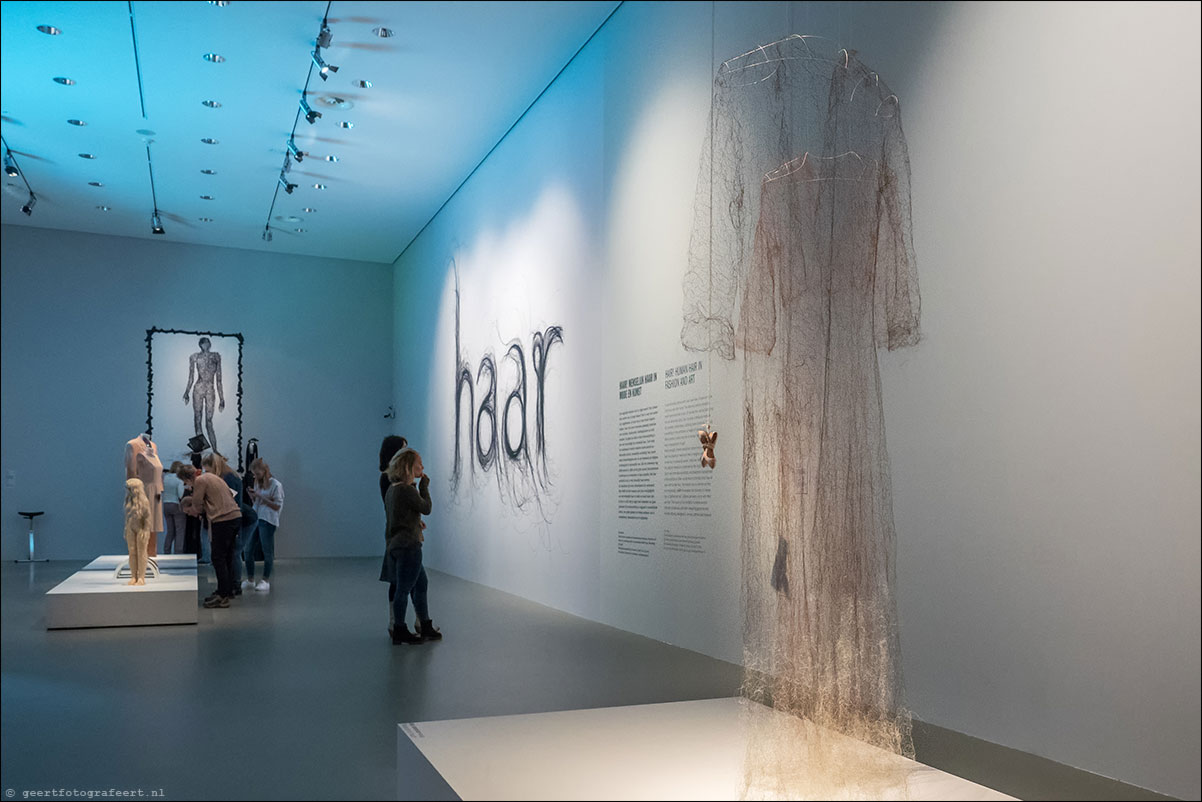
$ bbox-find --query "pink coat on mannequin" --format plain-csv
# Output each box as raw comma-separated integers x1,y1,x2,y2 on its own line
125,436,164,555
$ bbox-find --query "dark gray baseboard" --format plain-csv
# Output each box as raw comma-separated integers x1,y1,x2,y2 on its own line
911,719,1180,801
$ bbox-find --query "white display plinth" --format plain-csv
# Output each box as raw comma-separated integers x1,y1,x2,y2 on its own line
45,554,199,629
397,697,1015,801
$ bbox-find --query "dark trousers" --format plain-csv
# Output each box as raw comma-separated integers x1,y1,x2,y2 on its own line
390,546,429,626
210,517,241,598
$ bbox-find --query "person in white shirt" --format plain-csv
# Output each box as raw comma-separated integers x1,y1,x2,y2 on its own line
243,458,283,592
161,461,187,554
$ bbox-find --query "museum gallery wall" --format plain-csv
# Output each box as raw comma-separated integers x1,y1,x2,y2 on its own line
0,230,395,559
389,2,1198,800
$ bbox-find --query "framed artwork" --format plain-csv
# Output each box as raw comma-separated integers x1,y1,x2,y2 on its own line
146,327,244,470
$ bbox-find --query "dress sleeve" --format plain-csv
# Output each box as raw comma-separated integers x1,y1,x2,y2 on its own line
682,99,748,361
124,442,137,480
736,180,778,356
874,107,921,350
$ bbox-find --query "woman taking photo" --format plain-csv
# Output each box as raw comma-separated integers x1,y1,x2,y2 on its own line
383,448,440,645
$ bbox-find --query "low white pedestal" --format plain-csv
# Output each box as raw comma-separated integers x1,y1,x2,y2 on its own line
398,697,1016,801
45,554,199,629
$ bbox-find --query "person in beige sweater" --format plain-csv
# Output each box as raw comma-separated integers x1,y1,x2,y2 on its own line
180,457,241,608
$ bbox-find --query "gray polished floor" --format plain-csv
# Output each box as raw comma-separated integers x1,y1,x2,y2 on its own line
1,558,742,800
2,559,1176,801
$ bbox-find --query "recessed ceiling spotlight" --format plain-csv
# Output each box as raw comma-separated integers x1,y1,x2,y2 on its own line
302,207,316,213
203,53,225,63
357,80,373,89
313,183,326,190
198,217,214,222
37,25,62,35
317,96,353,110
88,181,103,187
53,77,75,85
78,153,96,159
200,137,219,144
67,119,87,126
208,1,230,6
338,121,354,129
200,195,215,200
324,155,339,162
97,205,112,211
275,215,302,223
201,100,222,108
201,169,217,175
372,27,394,38
295,228,307,233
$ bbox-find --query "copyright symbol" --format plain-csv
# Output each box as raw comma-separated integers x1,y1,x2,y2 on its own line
6,788,15,797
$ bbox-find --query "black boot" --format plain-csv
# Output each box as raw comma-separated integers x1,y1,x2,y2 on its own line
391,623,422,645
416,619,442,641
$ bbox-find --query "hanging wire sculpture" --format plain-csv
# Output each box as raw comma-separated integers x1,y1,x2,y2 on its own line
682,33,922,798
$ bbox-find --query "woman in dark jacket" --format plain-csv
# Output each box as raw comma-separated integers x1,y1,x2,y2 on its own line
378,436,407,636
382,448,440,645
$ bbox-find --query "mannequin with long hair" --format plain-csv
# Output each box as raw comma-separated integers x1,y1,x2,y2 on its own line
123,478,153,585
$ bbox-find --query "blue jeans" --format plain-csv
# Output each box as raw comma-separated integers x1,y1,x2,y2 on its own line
233,515,256,585
200,523,211,564
390,546,428,626
162,503,187,554
244,520,276,580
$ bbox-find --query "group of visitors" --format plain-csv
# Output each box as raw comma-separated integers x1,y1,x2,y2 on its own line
158,450,284,609
152,431,433,636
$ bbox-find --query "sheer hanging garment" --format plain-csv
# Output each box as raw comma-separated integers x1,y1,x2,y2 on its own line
681,36,922,780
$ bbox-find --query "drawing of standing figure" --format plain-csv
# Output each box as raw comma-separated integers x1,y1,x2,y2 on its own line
183,337,225,454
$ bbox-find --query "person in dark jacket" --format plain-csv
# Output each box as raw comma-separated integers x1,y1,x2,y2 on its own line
382,448,440,645
377,436,408,635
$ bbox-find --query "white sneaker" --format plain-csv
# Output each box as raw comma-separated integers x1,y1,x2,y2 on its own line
241,580,254,591
255,579,270,592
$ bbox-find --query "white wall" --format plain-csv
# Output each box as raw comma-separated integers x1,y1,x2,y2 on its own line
393,1,1199,798
1,225,395,560
868,3,1200,798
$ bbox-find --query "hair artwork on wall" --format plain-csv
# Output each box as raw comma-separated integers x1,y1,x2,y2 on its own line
146,328,245,471
451,264,564,519
682,34,922,795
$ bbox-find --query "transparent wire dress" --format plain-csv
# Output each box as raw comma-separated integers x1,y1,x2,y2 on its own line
681,36,922,798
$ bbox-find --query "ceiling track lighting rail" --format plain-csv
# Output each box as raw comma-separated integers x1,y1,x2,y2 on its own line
2,135,39,217
261,1,336,245
145,144,165,234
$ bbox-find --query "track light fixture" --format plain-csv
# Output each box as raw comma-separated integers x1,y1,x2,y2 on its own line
316,24,333,49
262,225,273,242
312,50,339,81
279,174,298,195
287,138,304,163
151,211,165,235
21,192,37,216
300,97,321,124
4,153,18,177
